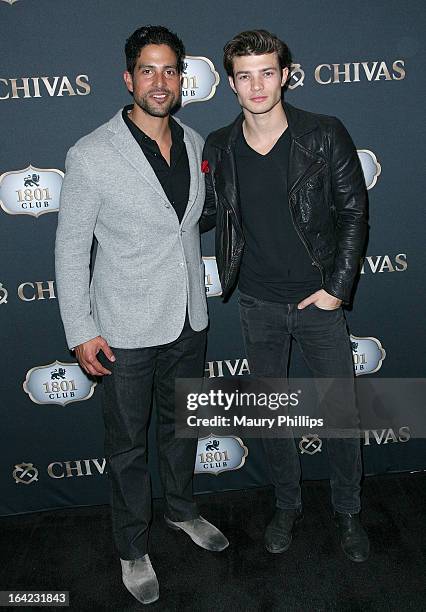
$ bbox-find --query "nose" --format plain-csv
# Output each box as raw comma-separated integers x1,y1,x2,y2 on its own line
250,75,263,91
153,70,166,88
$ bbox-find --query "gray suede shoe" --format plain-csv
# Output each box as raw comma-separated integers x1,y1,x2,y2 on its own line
165,515,229,551
120,554,159,605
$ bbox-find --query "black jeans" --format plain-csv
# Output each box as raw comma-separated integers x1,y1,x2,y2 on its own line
100,324,207,560
239,292,361,514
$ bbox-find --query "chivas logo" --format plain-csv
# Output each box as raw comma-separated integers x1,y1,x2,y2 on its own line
0,165,63,217
288,63,305,89
350,335,386,376
314,60,405,84
299,434,322,455
0,75,91,99
12,458,107,482
203,256,222,297
18,280,56,301
363,426,410,445
357,150,381,190
195,434,248,474
0,283,8,305
181,56,220,106
13,463,39,485
23,360,96,406
47,458,107,479
205,358,250,378
360,253,407,274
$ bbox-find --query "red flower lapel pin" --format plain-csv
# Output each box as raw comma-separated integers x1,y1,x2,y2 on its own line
201,160,210,174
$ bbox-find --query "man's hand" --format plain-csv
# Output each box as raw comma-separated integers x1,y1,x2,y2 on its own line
297,289,342,311
75,336,115,376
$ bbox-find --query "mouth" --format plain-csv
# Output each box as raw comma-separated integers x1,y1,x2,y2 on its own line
250,96,268,103
150,91,170,103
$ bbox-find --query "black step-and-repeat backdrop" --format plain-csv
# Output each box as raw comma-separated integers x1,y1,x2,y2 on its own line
1,0,425,515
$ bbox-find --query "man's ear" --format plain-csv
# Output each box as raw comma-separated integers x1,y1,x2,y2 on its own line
123,71,133,94
228,75,237,94
281,67,290,87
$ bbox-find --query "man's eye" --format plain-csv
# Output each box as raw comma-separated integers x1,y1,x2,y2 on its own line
166,70,176,76
238,74,249,81
142,69,152,75
264,71,273,77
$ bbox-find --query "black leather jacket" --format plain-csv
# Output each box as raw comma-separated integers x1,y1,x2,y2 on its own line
201,103,368,303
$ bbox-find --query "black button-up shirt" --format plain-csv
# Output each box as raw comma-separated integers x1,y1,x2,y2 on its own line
122,105,190,223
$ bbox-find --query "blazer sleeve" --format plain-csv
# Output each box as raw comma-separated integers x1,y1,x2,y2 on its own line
55,145,102,349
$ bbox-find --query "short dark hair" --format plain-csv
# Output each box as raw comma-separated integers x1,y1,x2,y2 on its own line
125,25,185,74
223,29,292,77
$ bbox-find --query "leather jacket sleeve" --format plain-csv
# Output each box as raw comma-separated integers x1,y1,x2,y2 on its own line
199,142,217,233
323,119,368,302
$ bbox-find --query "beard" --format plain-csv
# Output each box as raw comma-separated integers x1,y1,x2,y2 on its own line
133,88,180,118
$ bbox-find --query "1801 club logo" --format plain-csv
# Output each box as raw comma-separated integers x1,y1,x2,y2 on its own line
0,165,63,217
23,360,96,406
181,56,220,106
203,256,222,297
357,150,381,190
350,336,386,376
194,434,248,475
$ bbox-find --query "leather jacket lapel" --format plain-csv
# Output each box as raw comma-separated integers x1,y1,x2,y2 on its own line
215,114,244,229
285,103,326,196
288,140,326,197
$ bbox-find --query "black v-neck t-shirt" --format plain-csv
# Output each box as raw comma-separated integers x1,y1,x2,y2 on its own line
235,127,321,303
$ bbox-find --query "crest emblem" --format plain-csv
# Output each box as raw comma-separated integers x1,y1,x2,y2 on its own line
13,463,39,484
0,164,64,217
299,434,322,455
357,150,382,190
288,63,305,89
203,256,222,297
23,360,97,406
350,335,386,375
181,56,220,106
195,434,248,475
0,283,8,305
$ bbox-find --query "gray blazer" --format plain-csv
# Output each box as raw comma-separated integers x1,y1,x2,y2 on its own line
55,109,208,349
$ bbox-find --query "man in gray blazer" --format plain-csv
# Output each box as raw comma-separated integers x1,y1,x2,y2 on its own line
55,26,227,605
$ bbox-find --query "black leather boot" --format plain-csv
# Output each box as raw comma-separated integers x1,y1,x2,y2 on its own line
264,509,303,553
334,512,370,562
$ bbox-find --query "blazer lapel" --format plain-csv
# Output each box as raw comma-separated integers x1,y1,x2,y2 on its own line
107,110,169,203
180,125,200,225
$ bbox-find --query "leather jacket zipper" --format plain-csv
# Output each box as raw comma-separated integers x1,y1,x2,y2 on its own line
289,163,325,284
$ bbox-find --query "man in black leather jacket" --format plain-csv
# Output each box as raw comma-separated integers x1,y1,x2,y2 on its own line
202,30,370,562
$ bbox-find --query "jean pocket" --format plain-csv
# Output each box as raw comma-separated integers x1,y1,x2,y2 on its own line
238,292,258,309
311,303,340,311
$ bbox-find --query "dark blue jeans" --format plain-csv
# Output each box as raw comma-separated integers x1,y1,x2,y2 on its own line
100,326,206,560
239,291,361,514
